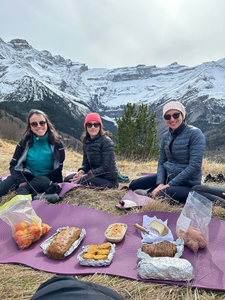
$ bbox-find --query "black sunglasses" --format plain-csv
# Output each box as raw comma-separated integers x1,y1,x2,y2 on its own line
30,121,46,127
164,112,181,120
86,122,100,128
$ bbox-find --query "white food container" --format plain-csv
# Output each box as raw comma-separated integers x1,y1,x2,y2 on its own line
104,223,128,243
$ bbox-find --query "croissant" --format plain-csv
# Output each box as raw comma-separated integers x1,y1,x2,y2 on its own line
141,241,177,257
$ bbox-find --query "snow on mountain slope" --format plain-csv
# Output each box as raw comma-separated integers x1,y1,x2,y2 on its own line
1,38,225,137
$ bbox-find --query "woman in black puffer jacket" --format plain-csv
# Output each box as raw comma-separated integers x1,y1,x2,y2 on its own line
64,113,118,188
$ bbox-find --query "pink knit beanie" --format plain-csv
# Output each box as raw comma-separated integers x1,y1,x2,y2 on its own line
163,101,186,118
84,113,103,129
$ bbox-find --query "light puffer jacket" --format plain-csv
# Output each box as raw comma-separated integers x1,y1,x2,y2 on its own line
156,124,206,187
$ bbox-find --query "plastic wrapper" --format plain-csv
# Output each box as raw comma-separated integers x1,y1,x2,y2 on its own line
176,191,212,253
77,243,116,267
0,195,50,249
138,257,195,281
141,215,174,244
40,226,86,258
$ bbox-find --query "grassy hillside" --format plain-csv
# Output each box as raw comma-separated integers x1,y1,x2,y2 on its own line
0,139,225,299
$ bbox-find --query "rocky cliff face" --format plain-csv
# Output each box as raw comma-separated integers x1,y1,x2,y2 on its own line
1,38,225,148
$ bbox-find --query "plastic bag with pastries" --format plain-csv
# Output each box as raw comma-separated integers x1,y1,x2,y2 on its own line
176,191,212,253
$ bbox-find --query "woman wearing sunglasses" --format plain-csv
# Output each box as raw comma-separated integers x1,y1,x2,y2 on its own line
129,101,206,203
64,113,118,188
0,109,65,198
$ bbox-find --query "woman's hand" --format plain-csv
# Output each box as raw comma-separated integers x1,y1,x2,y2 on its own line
19,182,27,188
152,184,169,198
222,193,225,197
69,172,85,184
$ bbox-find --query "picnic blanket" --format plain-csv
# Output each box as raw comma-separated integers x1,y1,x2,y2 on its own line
0,201,225,291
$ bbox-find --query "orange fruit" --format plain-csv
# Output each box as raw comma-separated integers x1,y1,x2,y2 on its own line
15,221,29,232
41,223,50,236
14,230,24,242
17,236,32,250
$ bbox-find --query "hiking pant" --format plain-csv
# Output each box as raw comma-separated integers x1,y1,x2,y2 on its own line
129,173,192,204
191,185,225,207
0,175,51,198
31,276,127,300
64,173,118,189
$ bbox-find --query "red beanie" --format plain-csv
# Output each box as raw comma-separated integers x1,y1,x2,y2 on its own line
84,113,103,129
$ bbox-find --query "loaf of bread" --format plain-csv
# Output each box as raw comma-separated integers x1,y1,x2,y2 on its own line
149,220,169,236
47,227,82,260
141,241,177,257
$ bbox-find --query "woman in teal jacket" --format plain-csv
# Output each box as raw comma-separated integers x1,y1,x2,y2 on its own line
0,109,65,198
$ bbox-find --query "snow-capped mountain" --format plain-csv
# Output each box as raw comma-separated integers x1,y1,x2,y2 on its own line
1,38,225,144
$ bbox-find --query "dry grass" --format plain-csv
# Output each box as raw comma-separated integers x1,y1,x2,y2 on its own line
1,142,225,299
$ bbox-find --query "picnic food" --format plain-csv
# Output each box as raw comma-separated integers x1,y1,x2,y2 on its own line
141,241,177,257
99,242,111,250
46,227,82,259
105,223,127,242
138,257,195,281
14,221,50,250
82,243,111,260
149,220,168,237
177,226,207,252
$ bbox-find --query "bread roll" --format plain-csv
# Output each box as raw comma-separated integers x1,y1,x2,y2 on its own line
47,227,81,260
149,220,168,236
141,241,177,257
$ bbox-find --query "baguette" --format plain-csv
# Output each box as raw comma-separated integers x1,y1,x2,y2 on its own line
149,220,168,236
47,227,81,260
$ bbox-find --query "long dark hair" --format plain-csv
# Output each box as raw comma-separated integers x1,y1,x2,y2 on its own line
23,109,62,146
81,129,112,144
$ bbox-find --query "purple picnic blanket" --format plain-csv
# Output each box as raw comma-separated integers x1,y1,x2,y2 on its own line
0,201,225,291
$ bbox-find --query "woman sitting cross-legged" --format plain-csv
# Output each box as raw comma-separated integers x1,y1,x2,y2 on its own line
129,101,206,204
64,113,118,189
0,109,65,199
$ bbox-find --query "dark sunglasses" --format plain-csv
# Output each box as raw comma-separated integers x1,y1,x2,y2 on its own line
86,122,100,128
30,121,47,127
164,112,181,120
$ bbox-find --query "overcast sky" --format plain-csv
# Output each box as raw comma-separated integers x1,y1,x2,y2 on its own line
1,0,225,69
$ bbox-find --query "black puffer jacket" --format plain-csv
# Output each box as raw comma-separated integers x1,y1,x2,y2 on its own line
79,133,118,181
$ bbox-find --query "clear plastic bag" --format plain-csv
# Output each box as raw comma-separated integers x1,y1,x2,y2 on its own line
176,191,213,253
0,195,50,249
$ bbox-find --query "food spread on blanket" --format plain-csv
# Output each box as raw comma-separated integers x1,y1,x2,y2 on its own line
46,227,82,260
136,216,195,281
14,221,50,250
105,223,127,242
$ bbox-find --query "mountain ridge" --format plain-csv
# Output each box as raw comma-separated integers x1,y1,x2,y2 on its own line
1,38,225,150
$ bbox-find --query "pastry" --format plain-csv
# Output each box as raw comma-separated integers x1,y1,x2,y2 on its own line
94,254,108,260
99,242,111,250
83,253,95,259
98,249,110,255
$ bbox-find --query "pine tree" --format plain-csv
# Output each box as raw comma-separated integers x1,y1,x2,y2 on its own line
114,103,159,160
